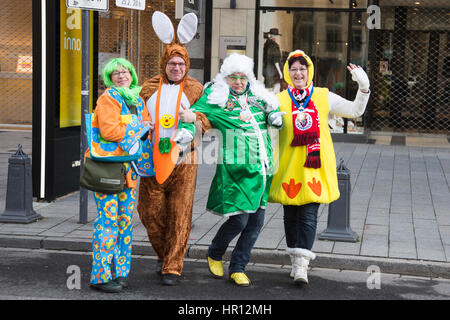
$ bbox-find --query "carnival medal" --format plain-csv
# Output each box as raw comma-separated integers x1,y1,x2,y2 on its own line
239,107,253,122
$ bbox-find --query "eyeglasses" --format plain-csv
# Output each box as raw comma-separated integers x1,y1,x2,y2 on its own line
289,67,308,73
227,75,248,83
167,62,186,68
111,70,130,77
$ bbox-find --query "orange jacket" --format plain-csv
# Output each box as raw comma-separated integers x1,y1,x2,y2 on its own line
85,90,152,190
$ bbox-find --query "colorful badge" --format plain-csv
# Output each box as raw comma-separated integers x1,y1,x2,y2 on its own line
160,114,175,128
239,108,253,122
158,137,172,154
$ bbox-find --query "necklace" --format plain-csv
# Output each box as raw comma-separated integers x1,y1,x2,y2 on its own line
230,92,252,122
288,86,314,122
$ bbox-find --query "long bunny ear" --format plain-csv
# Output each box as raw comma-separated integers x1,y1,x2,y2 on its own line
177,13,198,44
152,11,174,44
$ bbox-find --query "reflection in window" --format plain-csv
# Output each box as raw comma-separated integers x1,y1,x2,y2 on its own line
260,0,361,8
326,28,342,52
352,29,362,52
326,11,341,24
293,15,314,59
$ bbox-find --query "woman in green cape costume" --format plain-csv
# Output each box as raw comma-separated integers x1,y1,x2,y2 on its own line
176,53,285,286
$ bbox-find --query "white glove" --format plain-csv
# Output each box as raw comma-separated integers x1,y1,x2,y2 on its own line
348,64,370,92
269,111,286,127
129,142,140,155
173,128,194,150
179,103,196,123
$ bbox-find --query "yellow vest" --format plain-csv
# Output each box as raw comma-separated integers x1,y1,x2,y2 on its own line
269,87,340,206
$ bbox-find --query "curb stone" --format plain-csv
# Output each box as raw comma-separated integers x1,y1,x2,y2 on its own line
42,237,91,251
1,235,449,279
0,235,43,249
187,245,450,279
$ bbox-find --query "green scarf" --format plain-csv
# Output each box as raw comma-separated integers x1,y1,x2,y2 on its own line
113,85,142,107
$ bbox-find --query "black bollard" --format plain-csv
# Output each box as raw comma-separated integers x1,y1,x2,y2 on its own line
319,158,358,242
0,145,42,223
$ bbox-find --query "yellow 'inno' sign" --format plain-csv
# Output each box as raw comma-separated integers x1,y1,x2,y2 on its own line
59,0,94,128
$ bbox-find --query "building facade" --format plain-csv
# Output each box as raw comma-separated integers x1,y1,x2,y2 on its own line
209,0,449,136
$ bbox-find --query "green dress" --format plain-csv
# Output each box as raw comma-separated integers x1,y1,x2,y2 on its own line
179,85,282,216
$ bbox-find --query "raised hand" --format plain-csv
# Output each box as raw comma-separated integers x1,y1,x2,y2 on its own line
179,103,196,123
347,63,370,93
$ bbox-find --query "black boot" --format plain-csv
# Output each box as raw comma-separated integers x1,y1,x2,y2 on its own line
161,274,180,286
90,281,122,293
113,277,129,288
156,259,163,275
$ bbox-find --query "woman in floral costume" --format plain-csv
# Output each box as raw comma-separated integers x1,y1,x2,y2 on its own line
88,58,151,293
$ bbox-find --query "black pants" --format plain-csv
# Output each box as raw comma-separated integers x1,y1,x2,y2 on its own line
208,209,265,274
283,203,320,250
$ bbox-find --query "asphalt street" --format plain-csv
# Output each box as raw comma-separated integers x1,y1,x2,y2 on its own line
0,247,449,304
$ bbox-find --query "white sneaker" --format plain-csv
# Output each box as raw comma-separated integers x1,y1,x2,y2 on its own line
289,253,295,278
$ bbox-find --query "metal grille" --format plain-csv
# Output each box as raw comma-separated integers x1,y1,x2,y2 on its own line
97,0,176,95
368,2,450,134
0,0,33,125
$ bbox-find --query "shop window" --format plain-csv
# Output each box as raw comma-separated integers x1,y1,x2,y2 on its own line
259,6,370,134
0,0,33,125
326,28,342,52
260,0,361,8
326,12,341,24
352,29,362,52
370,3,450,133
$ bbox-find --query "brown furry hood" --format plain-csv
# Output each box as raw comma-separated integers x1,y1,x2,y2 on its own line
159,42,191,84
151,11,198,85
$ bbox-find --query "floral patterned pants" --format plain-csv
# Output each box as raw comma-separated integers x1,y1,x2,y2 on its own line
90,188,135,284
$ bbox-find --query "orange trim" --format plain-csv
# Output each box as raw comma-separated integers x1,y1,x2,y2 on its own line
290,52,304,58
154,79,185,141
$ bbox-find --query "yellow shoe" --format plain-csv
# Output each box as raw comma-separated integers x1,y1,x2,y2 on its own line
208,257,223,278
230,272,251,287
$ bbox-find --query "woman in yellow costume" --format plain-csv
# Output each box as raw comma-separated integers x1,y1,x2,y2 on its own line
269,50,370,284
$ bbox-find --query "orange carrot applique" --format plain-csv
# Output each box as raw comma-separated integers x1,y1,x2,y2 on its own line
282,178,302,199
307,177,322,197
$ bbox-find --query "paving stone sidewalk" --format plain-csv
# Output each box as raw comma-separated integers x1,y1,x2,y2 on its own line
0,130,449,279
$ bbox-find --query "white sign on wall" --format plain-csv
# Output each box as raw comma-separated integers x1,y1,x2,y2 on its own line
175,0,200,20
66,0,109,11
115,0,146,11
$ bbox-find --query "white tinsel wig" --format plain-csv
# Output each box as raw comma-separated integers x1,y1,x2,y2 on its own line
207,53,280,111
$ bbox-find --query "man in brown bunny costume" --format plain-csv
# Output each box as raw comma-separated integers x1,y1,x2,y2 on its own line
138,11,210,286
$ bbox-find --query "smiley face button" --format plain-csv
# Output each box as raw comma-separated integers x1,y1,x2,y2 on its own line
160,114,175,128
